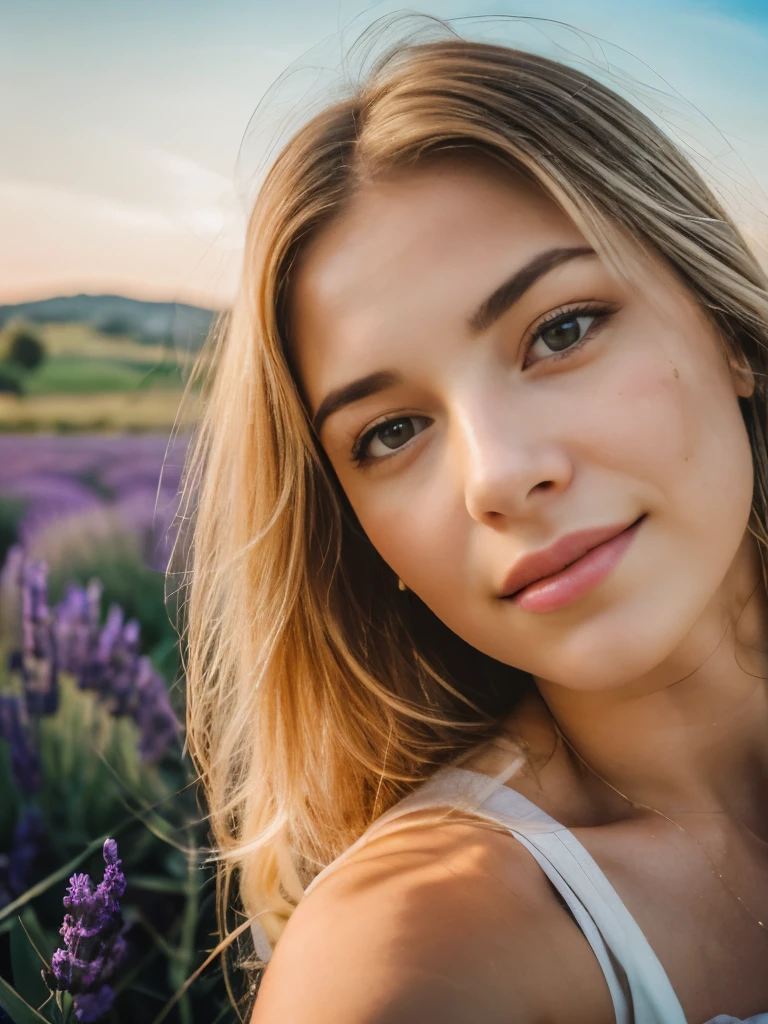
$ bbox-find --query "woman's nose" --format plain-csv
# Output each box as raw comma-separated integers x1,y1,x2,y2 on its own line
456,396,574,525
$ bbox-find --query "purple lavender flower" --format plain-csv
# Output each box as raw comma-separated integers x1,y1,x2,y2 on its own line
0,694,41,794
98,840,126,903
1,544,179,766
1,546,59,717
0,433,188,572
5,474,104,549
92,606,142,715
132,656,179,761
53,581,101,674
56,585,178,761
7,806,46,897
45,839,128,1022
0,542,24,600
73,984,116,1022
20,557,59,716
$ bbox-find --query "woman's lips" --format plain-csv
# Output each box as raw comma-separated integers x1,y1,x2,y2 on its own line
506,515,645,613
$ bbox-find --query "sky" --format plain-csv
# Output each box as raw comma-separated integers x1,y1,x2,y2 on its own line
1,0,767,310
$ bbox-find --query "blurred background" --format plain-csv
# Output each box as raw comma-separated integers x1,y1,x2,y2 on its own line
0,1,766,1022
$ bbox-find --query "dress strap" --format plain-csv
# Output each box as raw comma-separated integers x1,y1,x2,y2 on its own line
300,752,527,902
441,766,688,1024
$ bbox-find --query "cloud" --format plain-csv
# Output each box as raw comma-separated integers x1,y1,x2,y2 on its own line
141,147,246,249
1,137,247,251
0,176,241,307
0,178,176,235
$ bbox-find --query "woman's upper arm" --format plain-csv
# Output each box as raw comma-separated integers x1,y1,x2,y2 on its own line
248,822,615,1024
249,882,542,1024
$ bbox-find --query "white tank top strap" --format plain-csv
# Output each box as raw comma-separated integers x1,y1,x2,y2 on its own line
299,753,527,902
441,765,686,1024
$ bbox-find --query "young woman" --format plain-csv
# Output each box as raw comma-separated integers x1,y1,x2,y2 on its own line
178,24,768,1024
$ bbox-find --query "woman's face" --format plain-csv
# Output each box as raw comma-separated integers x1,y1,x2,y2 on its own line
289,156,756,693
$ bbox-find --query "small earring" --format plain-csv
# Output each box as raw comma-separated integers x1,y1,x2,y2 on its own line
397,577,407,592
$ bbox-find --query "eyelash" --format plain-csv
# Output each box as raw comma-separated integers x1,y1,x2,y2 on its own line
349,302,617,467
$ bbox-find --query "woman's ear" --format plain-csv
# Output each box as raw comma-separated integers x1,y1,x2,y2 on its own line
728,349,755,400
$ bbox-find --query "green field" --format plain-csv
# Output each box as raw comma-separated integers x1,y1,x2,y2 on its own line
0,321,199,431
24,355,183,395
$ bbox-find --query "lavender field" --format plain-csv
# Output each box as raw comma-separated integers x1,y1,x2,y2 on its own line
0,434,188,575
0,435,234,1024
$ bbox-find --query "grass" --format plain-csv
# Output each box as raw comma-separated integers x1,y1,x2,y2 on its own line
0,389,199,432
37,325,191,366
24,357,183,395
0,322,200,431
30,322,192,365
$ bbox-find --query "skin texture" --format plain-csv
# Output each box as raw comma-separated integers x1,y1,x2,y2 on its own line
265,154,768,1021
252,810,616,1023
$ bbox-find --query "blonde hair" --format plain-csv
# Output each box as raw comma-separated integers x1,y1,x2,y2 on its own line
173,16,768,1016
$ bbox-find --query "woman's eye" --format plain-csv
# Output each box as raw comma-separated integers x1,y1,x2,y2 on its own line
350,306,614,466
352,416,429,464
526,310,602,365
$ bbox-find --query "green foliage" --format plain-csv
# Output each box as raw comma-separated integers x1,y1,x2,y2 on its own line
9,332,46,373
96,315,137,338
10,914,49,1010
23,358,142,396
0,675,167,865
35,676,166,843
22,358,181,397
0,672,238,1023
0,322,47,396
0,972,50,1023
0,496,27,564
0,742,20,843
0,366,23,395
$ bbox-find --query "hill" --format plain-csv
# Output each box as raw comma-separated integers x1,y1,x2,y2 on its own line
0,294,217,350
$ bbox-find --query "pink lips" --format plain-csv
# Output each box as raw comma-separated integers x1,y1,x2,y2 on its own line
501,516,645,613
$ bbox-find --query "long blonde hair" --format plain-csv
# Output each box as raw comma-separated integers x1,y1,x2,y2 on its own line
173,15,768,1014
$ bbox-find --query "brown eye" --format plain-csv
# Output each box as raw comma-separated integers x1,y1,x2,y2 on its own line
525,306,613,367
352,415,430,464
539,315,586,352
376,418,415,450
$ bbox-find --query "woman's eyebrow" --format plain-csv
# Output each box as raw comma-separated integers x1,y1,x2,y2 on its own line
311,244,596,437
467,245,596,333
312,369,402,437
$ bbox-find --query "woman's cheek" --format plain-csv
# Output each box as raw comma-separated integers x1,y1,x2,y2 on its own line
363,486,467,597
571,346,695,487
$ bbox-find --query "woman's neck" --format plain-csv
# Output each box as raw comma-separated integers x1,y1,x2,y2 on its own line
522,568,768,837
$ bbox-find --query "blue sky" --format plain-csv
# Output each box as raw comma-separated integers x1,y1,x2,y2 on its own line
1,0,767,308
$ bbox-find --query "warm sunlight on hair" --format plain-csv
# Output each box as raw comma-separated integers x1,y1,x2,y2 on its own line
171,13,768,1024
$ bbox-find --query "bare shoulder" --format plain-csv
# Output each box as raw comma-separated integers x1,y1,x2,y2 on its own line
250,810,615,1024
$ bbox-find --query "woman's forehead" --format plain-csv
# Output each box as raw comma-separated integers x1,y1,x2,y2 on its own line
289,159,590,377
297,157,582,297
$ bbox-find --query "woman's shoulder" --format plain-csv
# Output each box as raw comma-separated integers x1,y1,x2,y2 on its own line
250,808,615,1024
